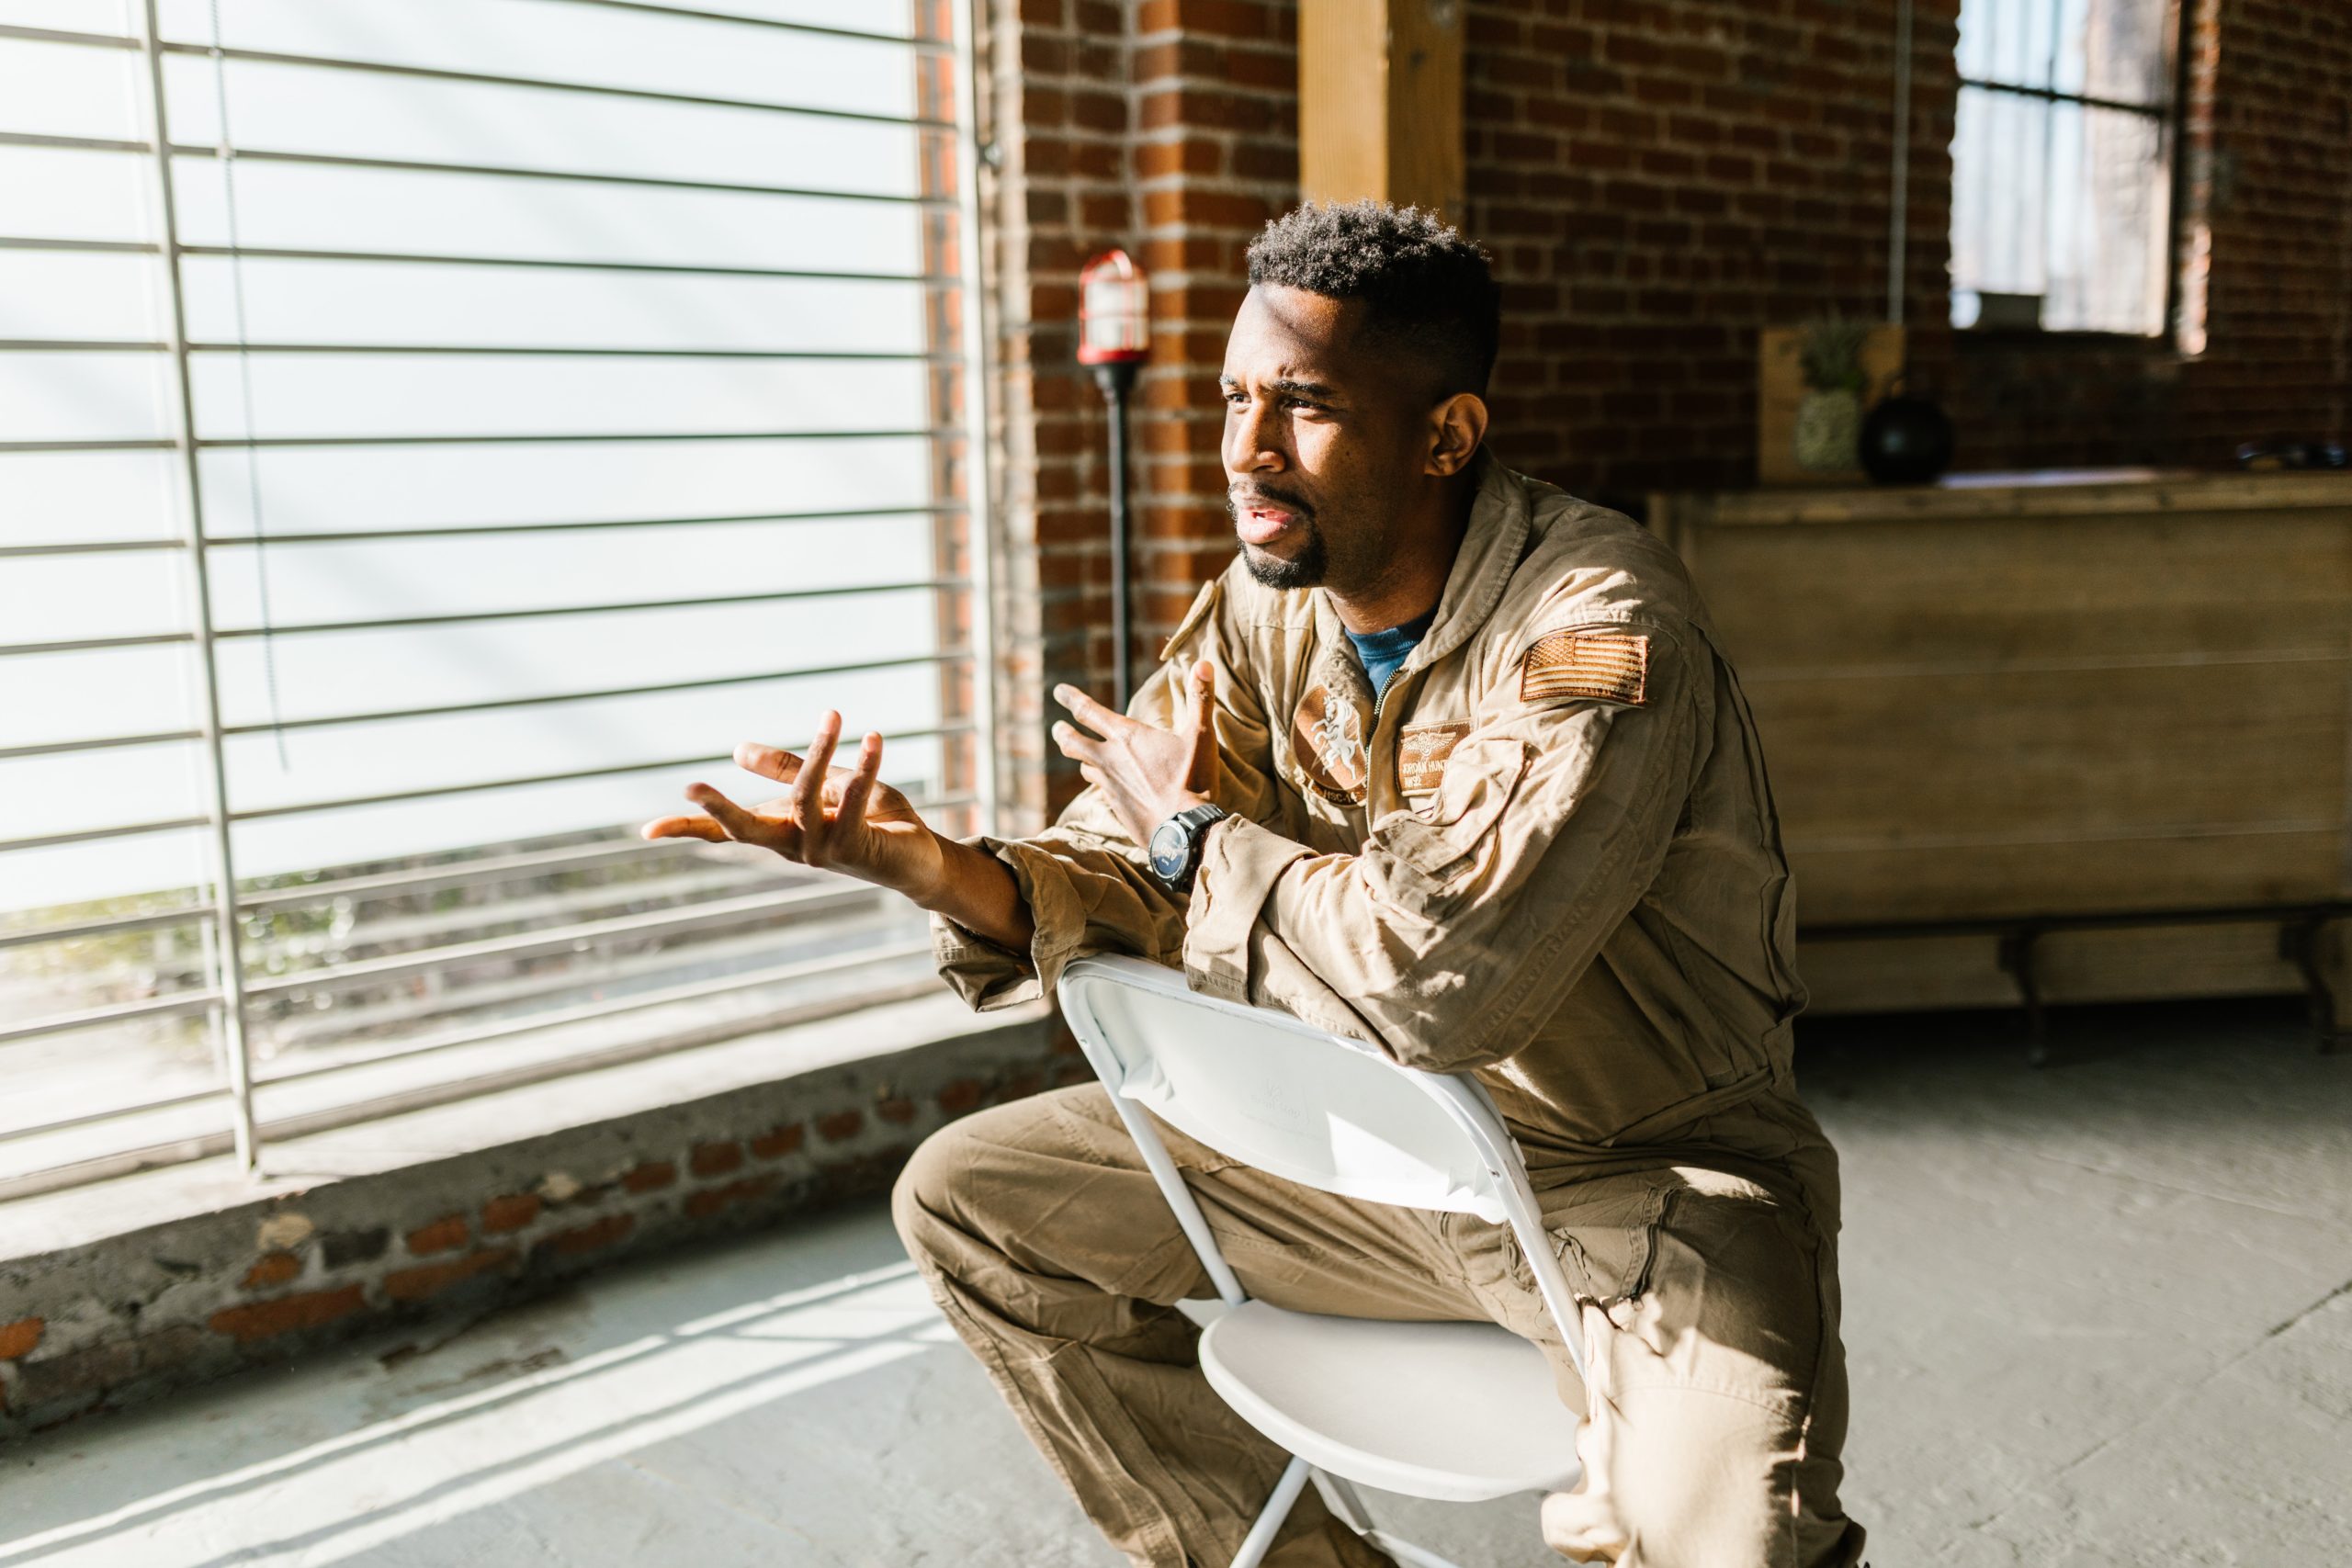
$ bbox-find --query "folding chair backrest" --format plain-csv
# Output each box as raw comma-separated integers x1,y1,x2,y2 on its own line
1057,956,1588,1383
1060,955,1510,1221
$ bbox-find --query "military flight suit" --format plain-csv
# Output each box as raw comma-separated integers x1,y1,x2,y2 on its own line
893,446,1867,1568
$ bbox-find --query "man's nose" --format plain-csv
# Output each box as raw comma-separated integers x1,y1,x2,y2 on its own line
1224,400,1286,474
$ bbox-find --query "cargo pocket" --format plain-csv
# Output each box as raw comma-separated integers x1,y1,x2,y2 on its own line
1499,1168,1678,1309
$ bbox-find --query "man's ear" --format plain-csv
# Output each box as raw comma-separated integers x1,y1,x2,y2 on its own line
1424,392,1489,478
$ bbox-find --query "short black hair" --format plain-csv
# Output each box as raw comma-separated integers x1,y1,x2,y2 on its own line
1244,199,1501,401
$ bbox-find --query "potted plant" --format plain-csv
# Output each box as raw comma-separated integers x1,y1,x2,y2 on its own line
1792,313,1870,473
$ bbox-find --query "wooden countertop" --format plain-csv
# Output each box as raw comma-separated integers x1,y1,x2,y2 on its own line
1653,468,2352,526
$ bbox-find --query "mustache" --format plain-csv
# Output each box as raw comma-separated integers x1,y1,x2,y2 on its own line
1228,488,1313,518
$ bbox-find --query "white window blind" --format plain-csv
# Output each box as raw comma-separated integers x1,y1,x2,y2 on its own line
0,0,992,1199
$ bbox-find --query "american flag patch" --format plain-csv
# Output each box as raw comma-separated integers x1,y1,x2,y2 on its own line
1521,629,1648,705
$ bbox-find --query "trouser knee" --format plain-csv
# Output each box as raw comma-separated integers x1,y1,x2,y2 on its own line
889,1115,976,1269
891,1091,1077,1271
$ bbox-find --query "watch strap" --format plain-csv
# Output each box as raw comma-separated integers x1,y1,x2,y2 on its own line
1160,803,1228,892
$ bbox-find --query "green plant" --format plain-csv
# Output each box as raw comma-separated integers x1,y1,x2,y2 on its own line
1797,313,1870,395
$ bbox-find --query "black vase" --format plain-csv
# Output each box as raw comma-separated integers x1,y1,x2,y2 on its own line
1859,389,1955,484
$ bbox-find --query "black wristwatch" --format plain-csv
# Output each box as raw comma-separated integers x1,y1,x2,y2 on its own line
1148,804,1229,894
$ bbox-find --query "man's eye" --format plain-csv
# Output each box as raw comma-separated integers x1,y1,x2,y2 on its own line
1222,390,1318,411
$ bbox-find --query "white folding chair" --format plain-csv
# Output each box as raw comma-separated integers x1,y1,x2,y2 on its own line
1057,954,1589,1568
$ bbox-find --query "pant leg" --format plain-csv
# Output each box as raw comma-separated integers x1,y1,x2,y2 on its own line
892,1081,1472,1568
1453,1165,1868,1567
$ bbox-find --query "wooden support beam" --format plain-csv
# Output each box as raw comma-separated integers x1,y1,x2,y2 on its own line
1298,0,1464,218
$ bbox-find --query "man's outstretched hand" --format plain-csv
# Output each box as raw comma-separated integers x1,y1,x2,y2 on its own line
641,712,945,904
1051,658,1220,846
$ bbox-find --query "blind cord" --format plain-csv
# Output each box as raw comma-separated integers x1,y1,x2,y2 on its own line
209,0,289,770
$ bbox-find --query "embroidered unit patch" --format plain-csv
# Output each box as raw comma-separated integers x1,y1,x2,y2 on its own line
1290,682,1368,805
1521,630,1649,705
1397,721,1471,795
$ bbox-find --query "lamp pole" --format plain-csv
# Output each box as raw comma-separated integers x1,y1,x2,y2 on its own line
1078,250,1150,709
1092,360,1138,707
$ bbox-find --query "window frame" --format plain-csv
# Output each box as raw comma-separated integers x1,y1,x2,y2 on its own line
1950,0,2190,348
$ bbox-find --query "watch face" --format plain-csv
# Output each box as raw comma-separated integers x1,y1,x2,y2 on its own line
1148,819,1188,881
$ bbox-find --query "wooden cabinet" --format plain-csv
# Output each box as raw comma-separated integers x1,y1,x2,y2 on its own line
1650,470,2352,1019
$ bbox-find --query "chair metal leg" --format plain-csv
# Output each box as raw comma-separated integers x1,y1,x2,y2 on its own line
1228,1455,1312,1568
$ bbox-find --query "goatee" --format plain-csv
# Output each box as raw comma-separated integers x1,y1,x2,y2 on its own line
1238,529,1328,590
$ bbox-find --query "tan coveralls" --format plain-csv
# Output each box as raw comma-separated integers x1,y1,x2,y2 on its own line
894,446,1867,1567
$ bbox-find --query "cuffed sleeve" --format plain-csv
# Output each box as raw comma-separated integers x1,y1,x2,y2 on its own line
1180,615,1708,1074
1182,816,1314,1003
929,829,1188,1010
929,570,1285,1010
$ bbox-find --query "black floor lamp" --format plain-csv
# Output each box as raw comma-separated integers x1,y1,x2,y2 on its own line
1079,248,1150,708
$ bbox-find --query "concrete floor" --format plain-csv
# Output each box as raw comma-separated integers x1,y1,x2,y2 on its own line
4,998,2349,1566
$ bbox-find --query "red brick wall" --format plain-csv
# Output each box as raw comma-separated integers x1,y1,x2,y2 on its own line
977,0,1299,823
976,0,2352,813
1459,0,1961,505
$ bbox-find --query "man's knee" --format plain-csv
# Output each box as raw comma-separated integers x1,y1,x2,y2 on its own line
889,1088,1100,1269
889,1106,994,1265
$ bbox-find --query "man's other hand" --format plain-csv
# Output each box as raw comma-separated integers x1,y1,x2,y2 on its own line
641,712,946,902
1050,658,1220,846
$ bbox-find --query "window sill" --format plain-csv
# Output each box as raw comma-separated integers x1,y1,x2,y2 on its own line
2,985,1050,1265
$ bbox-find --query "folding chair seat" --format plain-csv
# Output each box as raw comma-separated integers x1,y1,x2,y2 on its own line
1057,955,1589,1568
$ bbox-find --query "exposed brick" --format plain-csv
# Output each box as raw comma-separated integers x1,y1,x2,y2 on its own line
689,1141,744,1179
208,1286,366,1345
816,1109,865,1143
403,1214,469,1257
684,1175,780,1219
749,1124,806,1160
481,1193,542,1235
241,1252,301,1289
621,1159,678,1192
876,1096,918,1125
10,1337,137,1408
383,1247,516,1303
935,1078,986,1115
537,1213,636,1258
320,1227,389,1269
0,1317,42,1361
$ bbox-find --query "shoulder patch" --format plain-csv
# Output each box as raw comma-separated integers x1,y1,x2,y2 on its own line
1290,682,1368,805
1521,629,1648,706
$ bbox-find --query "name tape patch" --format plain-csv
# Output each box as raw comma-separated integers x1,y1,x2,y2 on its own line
1397,721,1470,795
1521,629,1649,706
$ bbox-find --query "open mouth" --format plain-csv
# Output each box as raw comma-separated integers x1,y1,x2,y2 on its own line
1233,495,1307,547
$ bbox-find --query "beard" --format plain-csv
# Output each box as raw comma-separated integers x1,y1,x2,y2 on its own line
1238,526,1328,590
1228,491,1328,590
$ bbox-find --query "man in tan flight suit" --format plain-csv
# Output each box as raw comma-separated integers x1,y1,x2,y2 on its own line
646,201,1865,1567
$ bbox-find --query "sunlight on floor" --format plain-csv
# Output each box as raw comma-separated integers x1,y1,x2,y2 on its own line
2,1264,957,1568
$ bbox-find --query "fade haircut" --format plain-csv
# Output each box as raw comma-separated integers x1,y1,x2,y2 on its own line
1243,199,1502,403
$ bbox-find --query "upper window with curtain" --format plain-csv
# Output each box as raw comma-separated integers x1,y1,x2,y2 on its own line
1949,0,2180,337
0,0,987,1200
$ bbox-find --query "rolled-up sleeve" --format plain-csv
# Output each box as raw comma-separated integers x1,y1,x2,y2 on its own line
929,823,1188,1010
1181,615,1706,1072
930,574,1282,1009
